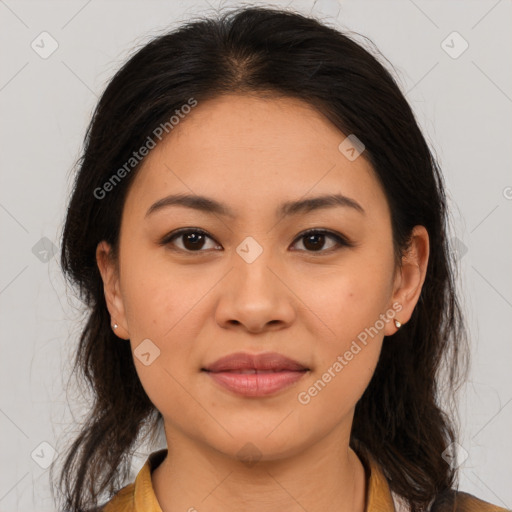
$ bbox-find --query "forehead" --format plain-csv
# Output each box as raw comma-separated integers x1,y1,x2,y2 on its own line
166,94,346,156
125,94,388,221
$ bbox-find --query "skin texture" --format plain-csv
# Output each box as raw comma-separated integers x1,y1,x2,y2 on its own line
96,94,429,512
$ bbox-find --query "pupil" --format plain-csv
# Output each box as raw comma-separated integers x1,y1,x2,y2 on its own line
184,233,204,250
304,233,324,251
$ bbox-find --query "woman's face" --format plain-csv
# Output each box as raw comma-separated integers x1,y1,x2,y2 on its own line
97,94,428,462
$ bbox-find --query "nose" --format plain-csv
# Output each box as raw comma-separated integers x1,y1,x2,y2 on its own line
214,247,296,334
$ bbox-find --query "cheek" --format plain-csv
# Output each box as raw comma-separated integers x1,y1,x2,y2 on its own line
295,339,381,438
119,251,213,383
120,249,206,339
295,273,387,417
300,256,394,341
294,255,392,407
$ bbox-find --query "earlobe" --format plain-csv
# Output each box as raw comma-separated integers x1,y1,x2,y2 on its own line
96,240,129,340
386,225,429,336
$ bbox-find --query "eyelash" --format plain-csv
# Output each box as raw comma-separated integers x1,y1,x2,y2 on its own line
159,227,354,255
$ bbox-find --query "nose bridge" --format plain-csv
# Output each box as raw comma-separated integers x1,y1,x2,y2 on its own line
214,234,295,332
234,234,278,295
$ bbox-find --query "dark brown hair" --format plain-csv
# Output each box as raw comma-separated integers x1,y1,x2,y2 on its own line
54,5,469,511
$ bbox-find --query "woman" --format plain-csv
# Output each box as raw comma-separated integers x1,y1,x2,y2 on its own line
54,5,509,512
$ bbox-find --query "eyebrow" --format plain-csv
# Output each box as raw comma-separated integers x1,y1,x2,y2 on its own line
145,192,365,219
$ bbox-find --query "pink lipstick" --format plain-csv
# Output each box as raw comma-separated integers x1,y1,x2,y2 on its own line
202,351,309,397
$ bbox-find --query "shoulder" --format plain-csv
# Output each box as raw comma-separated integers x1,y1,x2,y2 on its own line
93,448,166,512
430,489,510,512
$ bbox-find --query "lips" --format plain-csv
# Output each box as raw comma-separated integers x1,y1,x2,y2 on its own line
202,351,309,373
202,352,309,397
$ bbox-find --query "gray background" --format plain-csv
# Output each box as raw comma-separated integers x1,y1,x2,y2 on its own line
0,0,511,510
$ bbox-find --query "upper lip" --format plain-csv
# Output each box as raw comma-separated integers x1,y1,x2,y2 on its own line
202,352,309,372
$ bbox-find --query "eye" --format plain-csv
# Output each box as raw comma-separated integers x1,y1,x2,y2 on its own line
160,228,354,254
291,229,354,253
160,228,221,253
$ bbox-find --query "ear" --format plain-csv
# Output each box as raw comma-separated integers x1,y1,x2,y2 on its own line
96,240,129,339
384,225,429,336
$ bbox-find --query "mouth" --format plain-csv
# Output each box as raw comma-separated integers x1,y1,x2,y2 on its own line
202,368,309,397
206,368,300,373
202,351,309,372
201,352,310,397
201,351,310,397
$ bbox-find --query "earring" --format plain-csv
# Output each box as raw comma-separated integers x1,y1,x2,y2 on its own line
394,319,402,330
112,323,118,330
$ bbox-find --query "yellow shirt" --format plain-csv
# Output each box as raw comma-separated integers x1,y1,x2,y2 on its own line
101,448,510,512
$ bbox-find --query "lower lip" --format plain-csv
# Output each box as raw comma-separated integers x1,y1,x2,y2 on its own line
203,370,308,397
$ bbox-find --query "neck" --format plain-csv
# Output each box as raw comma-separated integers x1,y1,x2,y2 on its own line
151,430,367,512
